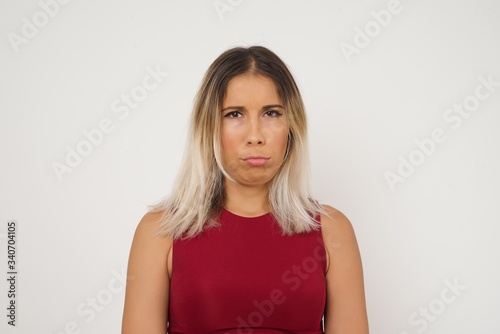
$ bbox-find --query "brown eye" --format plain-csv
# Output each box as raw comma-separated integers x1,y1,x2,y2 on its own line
224,111,242,118
264,110,283,117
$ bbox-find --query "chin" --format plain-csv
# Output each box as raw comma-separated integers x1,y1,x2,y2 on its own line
244,174,277,185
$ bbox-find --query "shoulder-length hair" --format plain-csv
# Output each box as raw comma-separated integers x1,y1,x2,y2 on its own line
150,45,325,239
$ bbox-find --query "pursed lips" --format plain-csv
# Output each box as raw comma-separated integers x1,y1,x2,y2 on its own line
242,156,270,166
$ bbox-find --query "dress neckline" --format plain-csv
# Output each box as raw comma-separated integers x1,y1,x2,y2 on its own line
222,208,273,220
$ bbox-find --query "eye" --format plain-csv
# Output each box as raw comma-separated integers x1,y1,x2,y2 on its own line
223,111,242,118
264,110,283,117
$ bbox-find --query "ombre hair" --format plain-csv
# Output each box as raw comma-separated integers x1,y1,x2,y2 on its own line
150,46,325,239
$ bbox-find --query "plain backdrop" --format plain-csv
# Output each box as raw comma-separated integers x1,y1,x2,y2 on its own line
1,0,499,333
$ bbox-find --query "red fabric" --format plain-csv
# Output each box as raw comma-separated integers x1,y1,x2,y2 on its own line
168,209,327,334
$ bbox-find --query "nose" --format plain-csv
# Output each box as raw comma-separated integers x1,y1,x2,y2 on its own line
246,118,265,146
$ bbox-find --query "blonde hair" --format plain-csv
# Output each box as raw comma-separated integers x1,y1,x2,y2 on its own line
150,46,325,239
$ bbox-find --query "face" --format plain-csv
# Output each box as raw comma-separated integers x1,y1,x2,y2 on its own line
220,73,289,186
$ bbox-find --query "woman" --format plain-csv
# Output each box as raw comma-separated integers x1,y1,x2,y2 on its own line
122,46,369,333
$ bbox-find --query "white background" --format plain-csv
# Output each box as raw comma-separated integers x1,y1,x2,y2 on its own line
1,0,499,333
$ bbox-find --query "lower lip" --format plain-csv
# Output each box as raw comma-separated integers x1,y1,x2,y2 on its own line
244,158,269,166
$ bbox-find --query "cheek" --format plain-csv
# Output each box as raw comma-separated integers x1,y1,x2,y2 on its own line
221,126,242,156
261,119,288,147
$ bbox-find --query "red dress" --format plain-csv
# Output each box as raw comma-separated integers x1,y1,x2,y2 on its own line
168,208,327,333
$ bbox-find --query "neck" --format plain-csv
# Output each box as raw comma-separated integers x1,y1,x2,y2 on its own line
224,178,270,217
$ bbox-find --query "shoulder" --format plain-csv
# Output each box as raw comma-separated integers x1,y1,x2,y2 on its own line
137,210,164,229
320,204,355,237
122,211,172,332
132,211,173,251
138,211,162,228
127,211,173,284
319,204,359,272
136,211,169,234
319,205,369,332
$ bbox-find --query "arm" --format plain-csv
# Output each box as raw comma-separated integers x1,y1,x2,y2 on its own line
122,212,172,334
321,205,369,334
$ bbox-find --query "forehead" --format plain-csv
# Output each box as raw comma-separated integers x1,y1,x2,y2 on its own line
222,74,282,107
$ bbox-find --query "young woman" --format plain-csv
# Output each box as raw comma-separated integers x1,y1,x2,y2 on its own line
121,46,369,334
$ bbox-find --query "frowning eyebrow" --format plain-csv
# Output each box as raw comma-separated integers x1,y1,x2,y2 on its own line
221,104,285,112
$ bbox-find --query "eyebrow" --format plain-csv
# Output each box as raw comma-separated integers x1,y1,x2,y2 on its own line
221,104,285,112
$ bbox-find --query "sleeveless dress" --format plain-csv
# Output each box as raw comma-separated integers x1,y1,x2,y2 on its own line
168,208,327,333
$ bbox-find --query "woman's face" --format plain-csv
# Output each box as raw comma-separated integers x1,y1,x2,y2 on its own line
220,73,289,187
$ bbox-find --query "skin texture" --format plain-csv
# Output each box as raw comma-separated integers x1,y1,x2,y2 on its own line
121,73,369,334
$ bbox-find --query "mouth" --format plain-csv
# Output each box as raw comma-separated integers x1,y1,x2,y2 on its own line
242,156,270,167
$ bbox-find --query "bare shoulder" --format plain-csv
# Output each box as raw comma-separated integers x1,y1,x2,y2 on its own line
320,204,357,241
320,205,369,333
128,210,173,280
134,212,173,246
136,211,169,236
319,204,360,272
122,211,172,333
130,211,173,271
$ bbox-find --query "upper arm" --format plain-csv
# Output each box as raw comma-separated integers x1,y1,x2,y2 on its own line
321,205,369,334
122,212,172,334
